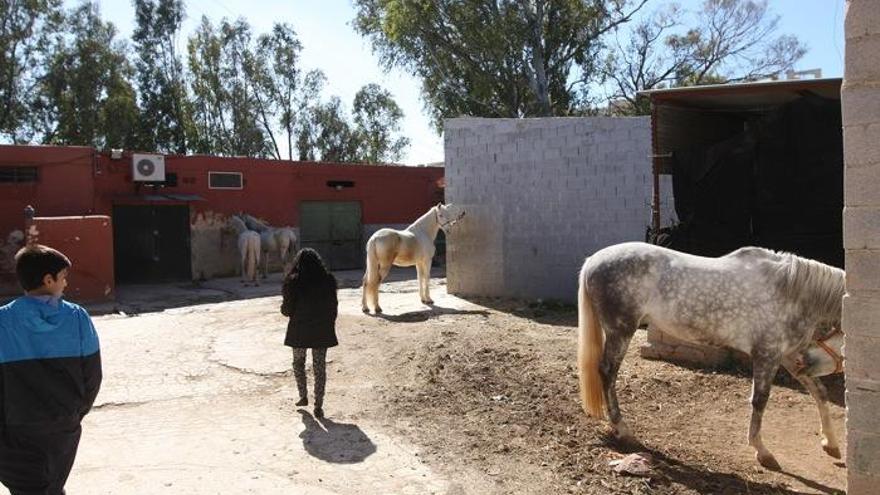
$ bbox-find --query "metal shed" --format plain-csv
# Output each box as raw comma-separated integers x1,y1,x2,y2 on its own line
641,78,843,267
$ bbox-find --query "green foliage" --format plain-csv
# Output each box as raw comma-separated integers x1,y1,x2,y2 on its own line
132,0,191,153
312,96,361,163
0,1,415,161
0,0,63,142
353,0,649,130
33,2,138,148
352,83,409,163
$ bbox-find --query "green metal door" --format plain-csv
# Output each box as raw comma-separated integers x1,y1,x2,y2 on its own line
299,201,363,270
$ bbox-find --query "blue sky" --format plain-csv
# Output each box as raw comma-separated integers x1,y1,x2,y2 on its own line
85,0,845,165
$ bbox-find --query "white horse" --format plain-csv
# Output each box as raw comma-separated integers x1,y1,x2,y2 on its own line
228,215,261,286
238,213,298,278
577,242,846,470
361,203,465,314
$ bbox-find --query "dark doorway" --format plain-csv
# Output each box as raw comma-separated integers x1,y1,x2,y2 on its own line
299,201,363,270
113,205,192,283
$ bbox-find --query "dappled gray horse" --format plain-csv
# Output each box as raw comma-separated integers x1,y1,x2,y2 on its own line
577,242,845,470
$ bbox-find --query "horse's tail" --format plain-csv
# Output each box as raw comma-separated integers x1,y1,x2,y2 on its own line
578,262,607,419
248,234,260,281
285,229,298,262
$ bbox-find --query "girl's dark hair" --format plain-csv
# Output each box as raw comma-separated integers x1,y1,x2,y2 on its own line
284,248,335,288
14,244,71,291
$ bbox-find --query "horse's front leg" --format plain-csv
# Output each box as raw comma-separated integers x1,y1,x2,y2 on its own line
749,357,782,470
417,261,433,305
782,359,841,458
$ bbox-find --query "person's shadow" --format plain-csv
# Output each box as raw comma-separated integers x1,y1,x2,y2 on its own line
298,409,377,463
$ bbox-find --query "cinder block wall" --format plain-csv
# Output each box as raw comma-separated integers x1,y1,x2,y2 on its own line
444,117,659,301
843,1,880,492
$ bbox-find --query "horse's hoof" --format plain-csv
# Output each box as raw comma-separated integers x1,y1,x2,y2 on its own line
375,307,383,314
756,453,781,471
423,299,434,305
823,444,842,459
362,307,370,314
611,424,636,445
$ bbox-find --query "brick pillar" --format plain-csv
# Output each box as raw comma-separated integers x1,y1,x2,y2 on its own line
842,1,880,493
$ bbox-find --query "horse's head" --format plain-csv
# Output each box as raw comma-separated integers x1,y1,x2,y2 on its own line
226,214,247,234
435,203,466,231
795,328,844,377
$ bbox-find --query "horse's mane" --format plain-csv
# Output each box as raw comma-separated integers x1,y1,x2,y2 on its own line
229,215,248,233
774,251,845,323
408,205,438,232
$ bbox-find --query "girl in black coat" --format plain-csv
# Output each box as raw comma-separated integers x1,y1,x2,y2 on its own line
280,248,338,418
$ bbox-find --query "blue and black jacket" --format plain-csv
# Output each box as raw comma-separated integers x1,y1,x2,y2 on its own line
0,297,102,431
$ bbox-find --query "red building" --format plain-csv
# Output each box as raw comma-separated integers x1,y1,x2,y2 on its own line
0,145,444,301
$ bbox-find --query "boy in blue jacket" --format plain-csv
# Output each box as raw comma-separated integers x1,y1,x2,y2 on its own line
0,244,102,495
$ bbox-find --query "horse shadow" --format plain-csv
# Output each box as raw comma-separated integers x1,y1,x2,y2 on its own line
607,436,844,495
297,410,377,464
666,358,846,408
372,304,490,323
456,295,576,327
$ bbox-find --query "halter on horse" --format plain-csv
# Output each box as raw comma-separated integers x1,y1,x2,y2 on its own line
361,203,465,314
577,242,845,470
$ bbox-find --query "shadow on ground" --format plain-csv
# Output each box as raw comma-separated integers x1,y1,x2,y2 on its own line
370,304,490,323
607,436,844,495
458,295,577,327
93,266,444,316
298,410,377,464
462,295,845,406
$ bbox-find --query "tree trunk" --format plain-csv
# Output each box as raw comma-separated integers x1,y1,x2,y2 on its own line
526,0,551,116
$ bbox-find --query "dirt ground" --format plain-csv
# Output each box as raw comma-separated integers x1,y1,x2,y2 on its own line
32,269,847,494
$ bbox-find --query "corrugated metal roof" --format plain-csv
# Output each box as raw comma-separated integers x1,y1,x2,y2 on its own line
639,78,841,110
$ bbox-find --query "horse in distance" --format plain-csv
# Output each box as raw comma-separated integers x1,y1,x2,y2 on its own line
227,215,261,286
238,213,298,278
361,203,464,314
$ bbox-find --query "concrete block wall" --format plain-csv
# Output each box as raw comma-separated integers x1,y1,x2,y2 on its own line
444,117,656,301
843,1,880,492
640,328,733,366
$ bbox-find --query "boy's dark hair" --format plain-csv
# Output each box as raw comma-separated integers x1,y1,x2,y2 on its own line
14,244,71,291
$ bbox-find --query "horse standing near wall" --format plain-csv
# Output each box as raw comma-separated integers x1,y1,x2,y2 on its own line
576,242,846,470
362,203,465,314
228,215,261,286
239,213,297,277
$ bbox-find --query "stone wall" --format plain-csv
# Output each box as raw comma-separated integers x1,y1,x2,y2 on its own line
444,117,670,301
842,1,880,492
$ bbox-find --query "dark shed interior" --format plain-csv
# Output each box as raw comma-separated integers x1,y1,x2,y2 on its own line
643,78,843,267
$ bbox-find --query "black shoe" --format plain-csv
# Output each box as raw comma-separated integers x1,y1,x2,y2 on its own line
313,407,324,418
295,397,308,407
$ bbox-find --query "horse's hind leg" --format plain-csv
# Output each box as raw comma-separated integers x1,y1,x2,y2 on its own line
748,356,782,470
782,359,841,458
361,273,370,313
373,264,392,313
600,328,636,442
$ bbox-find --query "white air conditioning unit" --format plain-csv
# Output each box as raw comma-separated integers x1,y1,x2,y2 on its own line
132,154,166,182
